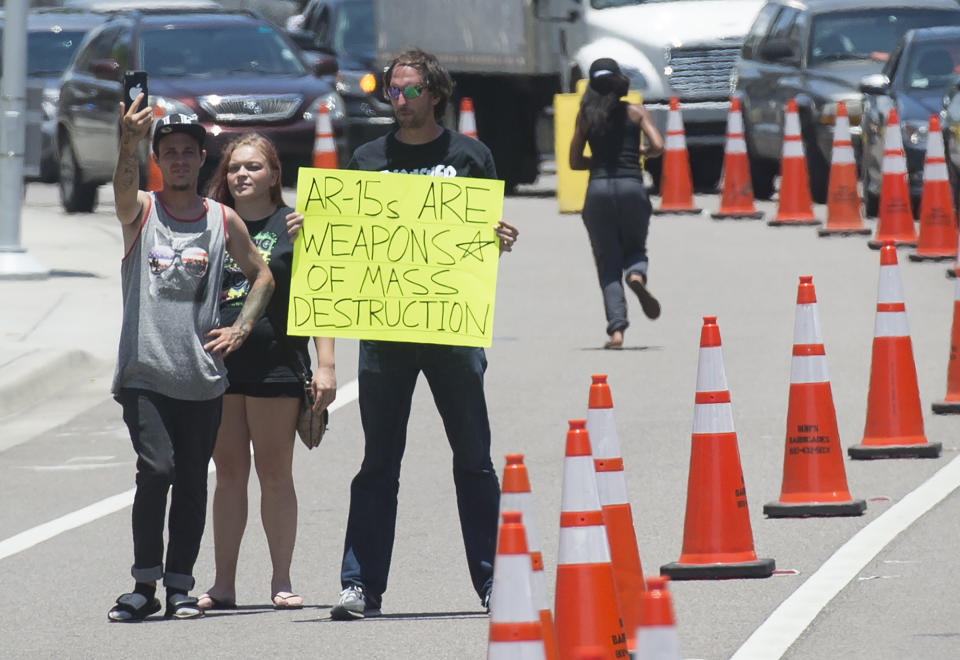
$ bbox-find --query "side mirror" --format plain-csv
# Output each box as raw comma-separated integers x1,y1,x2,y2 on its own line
313,54,339,77
93,59,121,81
760,39,795,62
859,73,890,95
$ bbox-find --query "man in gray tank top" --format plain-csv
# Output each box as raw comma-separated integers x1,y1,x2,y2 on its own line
107,97,275,622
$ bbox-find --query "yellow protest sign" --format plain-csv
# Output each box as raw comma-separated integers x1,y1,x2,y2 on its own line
287,168,505,347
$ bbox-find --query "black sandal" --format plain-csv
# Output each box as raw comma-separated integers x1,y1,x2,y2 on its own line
108,592,161,622
165,592,203,620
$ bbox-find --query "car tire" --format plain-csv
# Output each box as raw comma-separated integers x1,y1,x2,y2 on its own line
644,158,662,194
803,131,829,204
59,137,98,213
863,188,879,218
746,138,777,200
690,145,723,192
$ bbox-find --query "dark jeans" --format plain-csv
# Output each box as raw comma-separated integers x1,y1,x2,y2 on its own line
340,340,501,608
582,175,652,335
116,388,222,591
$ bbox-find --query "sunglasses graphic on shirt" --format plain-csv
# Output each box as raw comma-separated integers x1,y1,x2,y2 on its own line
148,245,209,278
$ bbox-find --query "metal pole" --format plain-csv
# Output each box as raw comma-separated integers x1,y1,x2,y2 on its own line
0,0,48,280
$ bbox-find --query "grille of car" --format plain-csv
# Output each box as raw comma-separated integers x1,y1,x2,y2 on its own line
197,94,303,123
666,45,742,101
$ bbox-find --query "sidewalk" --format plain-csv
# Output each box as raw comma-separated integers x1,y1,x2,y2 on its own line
0,184,122,449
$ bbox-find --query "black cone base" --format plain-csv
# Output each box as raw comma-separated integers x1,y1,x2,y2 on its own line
848,442,942,459
763,498,866,518
660,557,775,580
932,400,960,414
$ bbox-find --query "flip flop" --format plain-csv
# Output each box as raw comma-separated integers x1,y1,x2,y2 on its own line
108,592,161,622
272,592,304,610
197,593,236,611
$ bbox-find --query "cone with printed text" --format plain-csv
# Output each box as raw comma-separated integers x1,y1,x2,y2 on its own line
819,101,870,236
661,317,775,579
585,375,645,652
910,115,957,262
146,105,164,192
634,576,681,660
654,97,702,215
932,271,960,414
554,420,628,660
868,109,917,249
764,276,866,517
312,104,338,169
501,455,559,660
849,244,940,458
488,511,547,660
459,97,478,139
769,99,819,226
712,97,763,220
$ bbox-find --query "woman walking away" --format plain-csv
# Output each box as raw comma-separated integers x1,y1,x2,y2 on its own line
569,57,664,349
199,133,337,610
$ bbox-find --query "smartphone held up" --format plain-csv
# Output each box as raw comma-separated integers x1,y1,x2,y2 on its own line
123,71,148,112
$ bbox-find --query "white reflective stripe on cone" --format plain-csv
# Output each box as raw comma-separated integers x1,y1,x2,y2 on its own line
667,109,683,132
727,136,747,154
695,346,728,391
877,265,906,304
634,626,681,660
783,139,804,158
557,525,612,565
531,568,550,613
884,122,904,150
315,136,335,150
790,354,830,384
490,555,538,623
586,408,622,459
793,303,823,344
882,153,907,174
727,109,744,134
835,114,851,142
501,493,542,552
596,470,629,506
488,642,546,660
832,145,855,164
874,311,910,338
924,161,949,181
666,133,687,150
560,455,602,513
692,401,736,434
784,110,801,136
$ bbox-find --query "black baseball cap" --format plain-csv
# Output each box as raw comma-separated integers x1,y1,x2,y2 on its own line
588,58,630,95
152,113,206,155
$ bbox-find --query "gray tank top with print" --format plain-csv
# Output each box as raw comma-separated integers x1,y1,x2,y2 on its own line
112,192,228,400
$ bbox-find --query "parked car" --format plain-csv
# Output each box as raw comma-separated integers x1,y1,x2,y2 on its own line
286,0,394,163
732,0,960,203
860,26,960,217
56,7,341,213
0,8,109,182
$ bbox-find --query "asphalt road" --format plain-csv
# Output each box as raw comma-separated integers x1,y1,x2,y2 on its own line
1,176,958,659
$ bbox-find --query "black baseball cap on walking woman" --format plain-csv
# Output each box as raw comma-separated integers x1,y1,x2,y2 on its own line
588,58,630,96
152,113,206,155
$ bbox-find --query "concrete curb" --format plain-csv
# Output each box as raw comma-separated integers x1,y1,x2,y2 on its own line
0,347,107,419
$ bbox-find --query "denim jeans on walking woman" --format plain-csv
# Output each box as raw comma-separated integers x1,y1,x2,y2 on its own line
116,388,221,591
340,340,501,608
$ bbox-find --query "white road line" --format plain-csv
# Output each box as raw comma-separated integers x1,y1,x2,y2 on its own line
731,453,960,660
0,379,359,562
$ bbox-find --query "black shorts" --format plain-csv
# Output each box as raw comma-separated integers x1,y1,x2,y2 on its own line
224,381,302,398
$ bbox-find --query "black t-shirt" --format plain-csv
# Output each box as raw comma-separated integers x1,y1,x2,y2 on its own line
220,205,310,384
347,128,497,179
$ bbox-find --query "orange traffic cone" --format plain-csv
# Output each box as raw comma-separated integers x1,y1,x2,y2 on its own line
146,106,165,192
712,97,763,220
764,276,866,517
312,104,338,169
554,420,628,660
661,317,775,579
488,511,547,660
501,454,559,660
849,244,941,458
459,97,478,139
585,375,644,652
654,97,702,215
932,271,960,414
910,115,958,262
818,101,870,236
868,109,917,249
634,576,680,660
769,99,818,227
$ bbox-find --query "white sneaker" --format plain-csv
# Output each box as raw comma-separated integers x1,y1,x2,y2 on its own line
330,586,380,620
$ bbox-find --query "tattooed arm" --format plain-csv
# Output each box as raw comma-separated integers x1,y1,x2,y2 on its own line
204,207,276,357
114,94,154,249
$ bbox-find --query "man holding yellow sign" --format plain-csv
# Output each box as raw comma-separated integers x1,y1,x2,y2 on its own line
288,48,518,620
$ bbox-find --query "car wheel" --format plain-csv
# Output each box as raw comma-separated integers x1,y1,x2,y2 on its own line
644,157,662,194
860,150,879,217
803,131,829,204
58,137,98,213
746,138,777,200
690,145,723,192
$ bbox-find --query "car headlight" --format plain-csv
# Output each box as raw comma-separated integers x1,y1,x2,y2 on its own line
336,71,378,97
42,88,59,121
304,92,345,122
902,120,928,147
150,96,195,119
820,97,863,127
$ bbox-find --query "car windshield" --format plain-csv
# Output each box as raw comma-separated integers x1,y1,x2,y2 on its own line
904,39,960,89
331,0,375,60
810,9,960,65
139,23,306,77
0,29,87,75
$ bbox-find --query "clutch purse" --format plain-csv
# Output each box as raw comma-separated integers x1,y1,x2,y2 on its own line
296,379,328,450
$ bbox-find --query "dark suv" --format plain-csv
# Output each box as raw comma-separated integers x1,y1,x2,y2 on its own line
56,7,341,212
733,0,960,203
